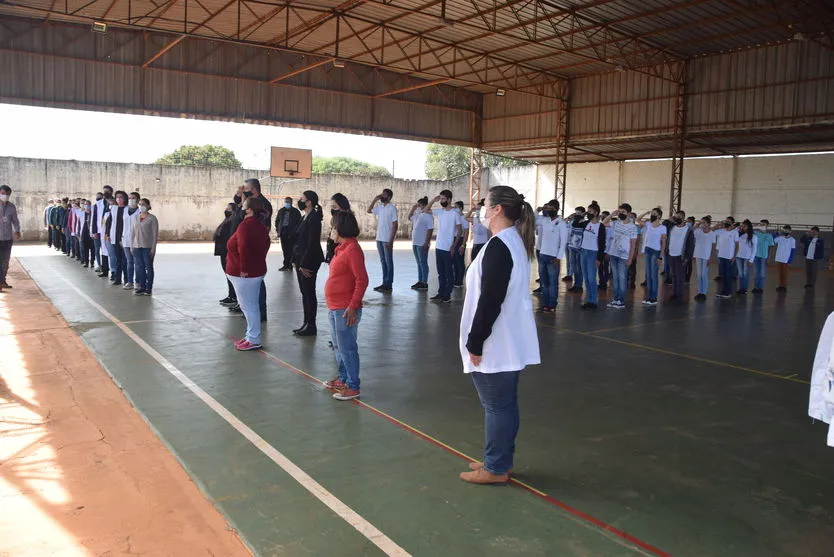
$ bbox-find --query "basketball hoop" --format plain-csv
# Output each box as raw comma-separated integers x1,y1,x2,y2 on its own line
284,160,299,177
270,147,311,179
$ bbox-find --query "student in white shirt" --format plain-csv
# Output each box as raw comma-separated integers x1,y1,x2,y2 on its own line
692,217,716,300
367,188,398,293
407,197,433,290
121,191,141,290
603,204,638,309
667,216,690,300
537,199,568,313
579,202,606,310
774,225,796,291
533,207,548,295
801,226,825,289
468,198,489,261
637,207,667,306
735,220,758,295
425,189,461,303
714,218,739,298
459,185,539,485
453,201,471,287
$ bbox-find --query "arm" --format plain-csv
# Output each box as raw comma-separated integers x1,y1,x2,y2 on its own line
300,218,323,270
596,224,606,262
659,232,667,256
627,238,637,265
11,205,21,236
423,226,433,249
367,195,381,214
407,205,418,220
347,249,369,310
466,240,513,358
389,220,398,245
425,196,440,211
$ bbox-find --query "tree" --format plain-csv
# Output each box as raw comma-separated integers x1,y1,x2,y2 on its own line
424,143,532,180
312,156,391,177
156,145,242,168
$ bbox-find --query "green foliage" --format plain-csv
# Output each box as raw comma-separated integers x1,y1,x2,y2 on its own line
312,156,392,177
155,145,242,168
424,144,532,181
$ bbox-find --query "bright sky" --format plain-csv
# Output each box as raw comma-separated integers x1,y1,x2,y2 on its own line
0,103,430,179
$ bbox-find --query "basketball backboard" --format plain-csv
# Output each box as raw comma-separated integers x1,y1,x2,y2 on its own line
270,147,312,179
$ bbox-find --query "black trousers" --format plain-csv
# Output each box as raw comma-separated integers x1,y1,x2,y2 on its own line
296,268,318,329
0,239,11,284
219,255,236,299
81,235,94,264
280,232,295,268
46,227,52,247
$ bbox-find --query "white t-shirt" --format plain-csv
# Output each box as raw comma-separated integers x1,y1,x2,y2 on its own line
539,217,568,258
411,211,433,246
433,208,459,252
774,235,796,263
456,212,471,233
606,220,638,259
581,221,602,252
808,238,819,260
535,215,548,250
642,222,666,252
372,202,398,242
668,225,688,257
693,228,715,260
472,214,489,244
715,228,739,259
736,234,758,262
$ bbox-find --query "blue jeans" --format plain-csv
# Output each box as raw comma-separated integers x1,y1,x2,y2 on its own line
123,247,135,284
718,257,734,295
753,257,767,289
580,249,599,304
537,254,559,308
105,240,119,279
644,248,660,300
412,245,429,283
329,309,362,390
696,257,710,295
471,371,520,476
568,247,583,285
134,248,155,293
436,249,453,298
737,259,751,291
376,241,394,288
610,256,628,303
228,274,264,344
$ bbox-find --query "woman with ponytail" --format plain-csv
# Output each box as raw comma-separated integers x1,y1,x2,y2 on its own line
458,185,540,485
292,190,325,337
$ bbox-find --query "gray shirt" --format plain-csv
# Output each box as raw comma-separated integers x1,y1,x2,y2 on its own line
0,201,21,241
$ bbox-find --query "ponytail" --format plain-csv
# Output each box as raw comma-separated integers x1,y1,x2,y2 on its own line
517,200,536,259
302,190,323,222
487,185,536,259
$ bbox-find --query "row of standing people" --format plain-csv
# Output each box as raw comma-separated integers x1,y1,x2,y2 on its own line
42,187,159,294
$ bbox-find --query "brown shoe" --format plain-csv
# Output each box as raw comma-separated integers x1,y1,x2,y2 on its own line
468,461,513,474
459,468,509,485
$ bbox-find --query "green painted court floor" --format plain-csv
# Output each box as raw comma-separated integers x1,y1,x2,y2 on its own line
15,244,834,557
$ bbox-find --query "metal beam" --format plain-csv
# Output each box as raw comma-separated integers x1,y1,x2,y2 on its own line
374,77,450,98
669,62,688,214
269,57,334,83
142,34,185,67
469,148,483,212
555,80,570,216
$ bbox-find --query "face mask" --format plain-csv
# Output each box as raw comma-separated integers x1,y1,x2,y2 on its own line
783,231,790,236
104,192,112,199
284,202,292,209
84,204,91,210
129,199,138,208
139,205,148,213
542,209,552,218
650,214,658,222
673,217,683,225
618,213,627,220
587,212,596,219
381,196,390,203
96,196,103,201
243,190,253,198
479,206,492,228
224,210,232,218
455,208,462,214
0,194,8,202
440,201,449,208
331,209,338,217
298,200,307,210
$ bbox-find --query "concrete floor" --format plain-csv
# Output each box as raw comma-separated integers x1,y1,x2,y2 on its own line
13,242,834,557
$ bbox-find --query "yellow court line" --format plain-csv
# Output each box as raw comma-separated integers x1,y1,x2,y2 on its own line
537,321,810,385
587,316,697,334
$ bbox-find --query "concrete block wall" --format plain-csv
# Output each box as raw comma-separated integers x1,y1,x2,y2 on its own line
1,157,468,241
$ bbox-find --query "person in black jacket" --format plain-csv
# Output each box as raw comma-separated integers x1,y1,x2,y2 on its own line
274,196,302,271
292,190,325,337
215,203,238,306
801,227,826,289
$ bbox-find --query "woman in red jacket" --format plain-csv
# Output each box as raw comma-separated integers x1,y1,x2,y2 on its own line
226,196,271,351
324,211,369,400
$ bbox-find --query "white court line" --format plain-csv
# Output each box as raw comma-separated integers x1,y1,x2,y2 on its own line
60,277,411,557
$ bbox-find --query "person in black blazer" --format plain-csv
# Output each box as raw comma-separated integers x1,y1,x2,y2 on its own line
275,196,302,271
292,190,325,337
214,203,238,306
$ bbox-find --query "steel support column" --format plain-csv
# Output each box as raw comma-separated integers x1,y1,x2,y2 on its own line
469,147,483,210
555,80,571,216
669,62,688,214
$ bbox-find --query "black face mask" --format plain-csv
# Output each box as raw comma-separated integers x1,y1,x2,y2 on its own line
673,218,683,225
618,213,627,220
104,192,113,199
224,210,232,218
586,212,596,219
331,209,338,216
542,210,552,218
243,190,253,198
380,196,390,203
650,215,659,222
298,200,307,210
440,201,449,208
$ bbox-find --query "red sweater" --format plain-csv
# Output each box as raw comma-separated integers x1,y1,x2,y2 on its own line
325,239,369,310
225,217,270,277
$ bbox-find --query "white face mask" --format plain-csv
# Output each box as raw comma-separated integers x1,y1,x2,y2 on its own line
129,199,138,208
139,205,148,213
84,204,91,210
0,194,8,202
479,206,493,229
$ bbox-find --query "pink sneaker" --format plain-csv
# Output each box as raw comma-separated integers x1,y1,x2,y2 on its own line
236,339,262,351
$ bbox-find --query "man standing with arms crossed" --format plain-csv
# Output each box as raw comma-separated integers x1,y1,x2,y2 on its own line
0,185,22,293
367,188,398,293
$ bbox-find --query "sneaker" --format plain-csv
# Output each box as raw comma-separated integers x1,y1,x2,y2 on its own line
430,294,443,302
646,299,658,306
453,283,463,288
580,302,598,310
717,293,732,299
236,339,262,351
694,293,706,301
416,283,429,290
532,286,542,293
561,276,573,283
606,301,618,308
219,296,236,305
94,267,101,273
751,288,763,294
324,378,347,390
612,301,626,309
411,282,421,289
333,388,360,401
229,304,242,313
373,285,386,292
111,281,122,286
123,282,134,290
134,289,146,296
441,297,452,303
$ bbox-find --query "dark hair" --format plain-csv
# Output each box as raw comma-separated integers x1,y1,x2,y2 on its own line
454,200,464,210
245,196,264,214
302,190,323,221
783,224,792,231
440,189,453,199
727,216,735,223
588,201,600,214
333,210,360,239
653,207,663,217
620,202,632,213
0,185,10,194
487,185,536,258
548,199,560,212
760,219,770,225
245,178,262,193
676,210,686,217
103,185,113,192
130,191,140,199
575,206,585,213
284,196,293,202
418,196,429,206
742,219,754,242
140,197,152,210
331,193,351,211
382,188,394,199
62,197,69,203
115,190,128,200
811,226,820,232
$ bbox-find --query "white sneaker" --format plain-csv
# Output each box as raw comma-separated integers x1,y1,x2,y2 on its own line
606,301,617,308
123,282,134,290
